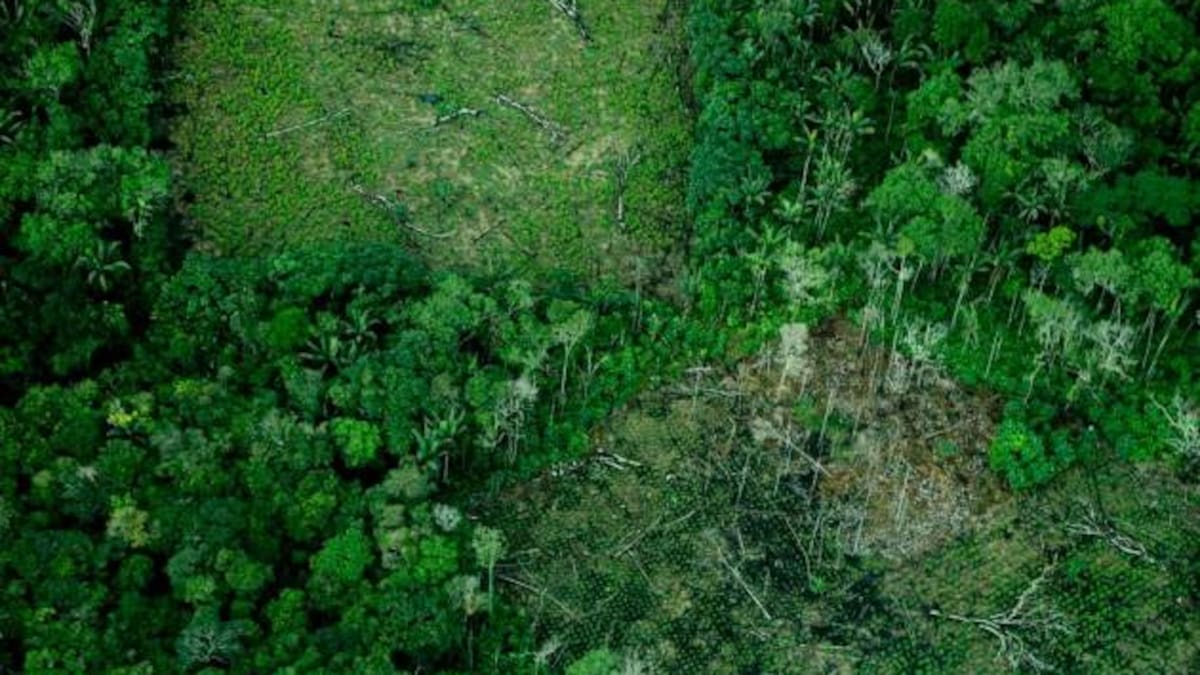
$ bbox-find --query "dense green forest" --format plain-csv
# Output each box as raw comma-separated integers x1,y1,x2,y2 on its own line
1,0,1198,673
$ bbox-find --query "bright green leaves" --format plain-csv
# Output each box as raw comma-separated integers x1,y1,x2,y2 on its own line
19,146,167,266
989,415,1055,490
1128,238,1194,315
1026,226,1076,263
330,418,382,469
407,534,459,586
265,307,310,354
932,0,990,63
965,60,1079,124
1070,247,1131,302
565,648,622,675
25,43,81,101
312,524,373,586
472,526,506,612
866,159,985,266
906,59,1085,215
216,548,273,597
905,68,965,142
106,495,153,549
1098,0,1192,70
408,274,498,348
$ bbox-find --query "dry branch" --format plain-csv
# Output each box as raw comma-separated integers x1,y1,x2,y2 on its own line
594,448,643,471
716,542,773,621
493,94,568,143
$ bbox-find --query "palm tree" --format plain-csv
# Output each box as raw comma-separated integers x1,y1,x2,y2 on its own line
0,108,23,145
75,240,131,293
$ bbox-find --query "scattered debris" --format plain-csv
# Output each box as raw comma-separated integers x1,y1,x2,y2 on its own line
711,533,773,622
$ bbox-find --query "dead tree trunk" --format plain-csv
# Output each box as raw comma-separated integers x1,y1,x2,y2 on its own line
612,147,642,230
434,107,481,127
493,94,568,143
350,184,457,239
547,0,591,41
929,565,1071,672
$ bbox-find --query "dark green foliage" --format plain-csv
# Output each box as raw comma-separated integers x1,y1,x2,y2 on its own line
686,0,1200,486
0,0,178,394
1,236,680,670
5,0,1200,671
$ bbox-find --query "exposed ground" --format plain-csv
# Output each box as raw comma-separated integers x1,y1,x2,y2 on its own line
489,320,1200,673
171,0,690,282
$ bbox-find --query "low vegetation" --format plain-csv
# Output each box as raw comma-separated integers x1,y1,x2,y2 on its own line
172,0,691,281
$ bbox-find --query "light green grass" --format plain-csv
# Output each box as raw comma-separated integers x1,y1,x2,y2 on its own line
171,0,690,279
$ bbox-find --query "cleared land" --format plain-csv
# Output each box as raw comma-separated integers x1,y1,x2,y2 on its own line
172,0,690,280
491,321,1200,673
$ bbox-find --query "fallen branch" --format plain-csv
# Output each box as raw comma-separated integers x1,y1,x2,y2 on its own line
929,565,1070,672
494,94,567,143
595,448,643,470
265,107,351,139
434,107,482,127
497,573,580,620
613,513,666,558
716,543,773,621
1065,503,1154,562
782,435,832,477
547,0,591,41
610,509,697,560
350,184,458,239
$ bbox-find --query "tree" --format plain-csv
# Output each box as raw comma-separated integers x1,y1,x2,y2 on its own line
989,414,1056,490
311,524,373,588
330,418,382,468
549,300,594,400
471,526,506,613
176,607,251,670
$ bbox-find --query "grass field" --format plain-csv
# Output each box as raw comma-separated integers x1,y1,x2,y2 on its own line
171,0,691,281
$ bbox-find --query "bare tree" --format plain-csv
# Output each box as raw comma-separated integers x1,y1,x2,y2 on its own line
929,565,1071,672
